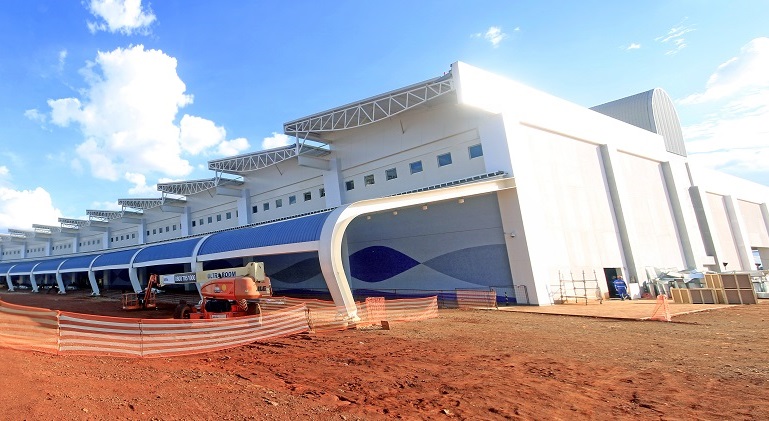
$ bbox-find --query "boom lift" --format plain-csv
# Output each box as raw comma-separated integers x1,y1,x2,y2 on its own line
172,262,272,319
121,274,159,310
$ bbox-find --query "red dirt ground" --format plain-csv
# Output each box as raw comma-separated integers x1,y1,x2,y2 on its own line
1,291,767,420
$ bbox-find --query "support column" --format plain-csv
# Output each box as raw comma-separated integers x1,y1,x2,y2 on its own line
599,145,645,284
88,270,100,296
181,206,192,236
30,274,39,293
55,272,66,294
661,162,698,269
323,157,343,207
4,274,13,292
724,195,754,271
689,186,723,271
238,188,252,225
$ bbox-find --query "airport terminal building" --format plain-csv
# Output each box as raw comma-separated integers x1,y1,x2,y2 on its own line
2,62,768,318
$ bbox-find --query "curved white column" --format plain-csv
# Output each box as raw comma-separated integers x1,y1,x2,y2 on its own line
318,177,516,320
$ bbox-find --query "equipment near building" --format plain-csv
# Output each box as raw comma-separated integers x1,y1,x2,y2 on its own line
122,274,159,310
173,262,272,319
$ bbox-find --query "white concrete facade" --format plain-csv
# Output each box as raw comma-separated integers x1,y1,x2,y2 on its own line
3,61,769,311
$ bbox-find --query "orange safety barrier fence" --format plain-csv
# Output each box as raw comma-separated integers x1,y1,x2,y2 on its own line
258,296,439,332
456,289,498,309
58,304,311,358
0,299,60,353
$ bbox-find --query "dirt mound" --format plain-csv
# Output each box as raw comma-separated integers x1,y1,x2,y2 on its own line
1,292,767,420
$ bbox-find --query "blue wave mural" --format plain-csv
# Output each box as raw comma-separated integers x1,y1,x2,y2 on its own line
349,246,420,283
269,257,322,284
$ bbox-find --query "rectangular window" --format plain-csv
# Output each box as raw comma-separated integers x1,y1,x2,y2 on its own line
386,168,398,180
216,214,222,222
468,143,483,159
172,225,176,231
192,220,196,227
165,226,170,232
319,188,325,197
146,231,150,236
276,199,283,208
263,202,269,211
199,218,204,225
345,180,355,191
131,234,135,238
152,229,156,235
226,212,232,219
120,235,124,240
289,195,296,205
304,192,312,201
410,160,423,174
208,216,213,223
437,152,452,167
364,174,375,186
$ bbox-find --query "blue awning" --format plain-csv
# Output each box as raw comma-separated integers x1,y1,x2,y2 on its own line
59,254,100,273
33,258,68,273
91,248,140,270
8,261,39,275
133,237,203,266
198,211,331,257
0,262,16,276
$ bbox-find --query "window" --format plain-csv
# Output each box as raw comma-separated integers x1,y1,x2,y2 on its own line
152,229,157,235
345,180,355,191
263,202,269,211
386,168,398,180
276,199,283,208
172,225,176,231
216,214,222,222
164,226,168,232
226,212,232,219
319,188,325,197
192,220,196,227
468,144,483,159
146,231,150,236
199,218,204,225
304,192,312,201
120,235,124,240
364,174,375,186
410,160,423,174
437,152,452,167
207,216,213,223
131,234,135,238
289,195,296,205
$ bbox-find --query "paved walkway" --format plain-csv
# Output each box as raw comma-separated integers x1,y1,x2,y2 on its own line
497,298,738,320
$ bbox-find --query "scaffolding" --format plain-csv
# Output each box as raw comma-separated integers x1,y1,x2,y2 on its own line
556,270,603,305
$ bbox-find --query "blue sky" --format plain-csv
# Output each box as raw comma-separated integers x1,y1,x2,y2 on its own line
1,0,768,232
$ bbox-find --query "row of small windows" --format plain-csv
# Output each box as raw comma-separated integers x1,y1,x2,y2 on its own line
191,211,236,228
79,239,102,247
2,250,21,255
252,188,326,214
345,144,484,191
111,234,136,242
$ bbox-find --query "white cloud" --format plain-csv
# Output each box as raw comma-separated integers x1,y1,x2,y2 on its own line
86,0,156,35
681,38,769,178
58,49,68,71
626,43,641,50
680,37,769,105
472,26,508,48
218,137,250,156
125,171,156,195
89,200,122,211
261,133,292,150
24,108,47,125
46,45,251,192
655,18,695,55
0,166,8,176
0,187,62,231
179,114,226,155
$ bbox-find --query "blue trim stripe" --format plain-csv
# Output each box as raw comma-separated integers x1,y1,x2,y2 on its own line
31,258,66,272
92,249,139,269
133,237,201,264
8,261,38,274
59,255,100,271
198,212,331,256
